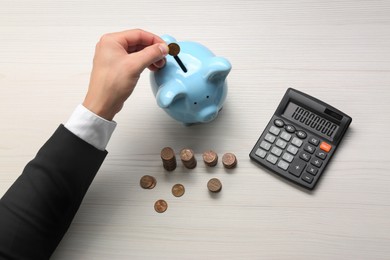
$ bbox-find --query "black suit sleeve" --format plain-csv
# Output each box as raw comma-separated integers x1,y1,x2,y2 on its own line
0,125,108,259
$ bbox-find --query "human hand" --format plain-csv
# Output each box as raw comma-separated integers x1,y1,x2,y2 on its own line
83,29,169,121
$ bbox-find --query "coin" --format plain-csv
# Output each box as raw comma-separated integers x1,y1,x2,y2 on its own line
161,147,177,171
180,148,197,169
222,152,237,169
161,147,175,160
154,199,168,213
207,178,222,193
202,150,218,167
168,43,180,56
172,184,185,197
148,178,157,189
140,175,156,189
180,148,193,161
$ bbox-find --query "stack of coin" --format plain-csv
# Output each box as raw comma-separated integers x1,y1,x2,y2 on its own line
202,150,218,167
154,199,168,213
180,148,197,169
222,152,237,169
140,175,157,189
172,184,185,197
161,147,177,171
207,178,222,193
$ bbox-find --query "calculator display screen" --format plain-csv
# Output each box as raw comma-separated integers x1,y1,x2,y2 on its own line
283,102,339,140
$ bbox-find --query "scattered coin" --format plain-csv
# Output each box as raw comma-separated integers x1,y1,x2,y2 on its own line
180,148,197,169
161,147,177,171
154,199,168,213
207,178,222,193
172,184,185,197
140,175,157,189
202,150,218,167
147,148,237,213
168,43,180,56
222,152,237,169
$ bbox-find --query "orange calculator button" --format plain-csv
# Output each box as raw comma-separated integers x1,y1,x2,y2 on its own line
320,142,332,153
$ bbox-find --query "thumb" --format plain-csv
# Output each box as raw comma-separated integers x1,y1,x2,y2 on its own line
130,43,169,74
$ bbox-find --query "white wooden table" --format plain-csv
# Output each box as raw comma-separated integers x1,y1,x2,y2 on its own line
1,1,390,259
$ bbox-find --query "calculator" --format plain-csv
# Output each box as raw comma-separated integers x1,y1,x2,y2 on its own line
249,88,352,190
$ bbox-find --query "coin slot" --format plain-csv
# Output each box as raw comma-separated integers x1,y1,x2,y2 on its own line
174,56,187,73
168,43,187,73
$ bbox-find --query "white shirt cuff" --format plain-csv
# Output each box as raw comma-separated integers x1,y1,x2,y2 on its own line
64,104,117,151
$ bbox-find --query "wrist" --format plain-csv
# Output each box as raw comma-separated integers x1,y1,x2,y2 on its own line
65,104,117,151
82,99,117,121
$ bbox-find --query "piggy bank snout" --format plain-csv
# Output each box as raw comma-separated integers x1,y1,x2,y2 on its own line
199,106,218,122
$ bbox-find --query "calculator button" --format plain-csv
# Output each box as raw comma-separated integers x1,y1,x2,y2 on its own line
255,148,267,159
269,126,281,136
277,160,289,171
301,173,314,184
316,151,327,160
266,154,278,165
285,124,296,133
271,147,283,157
310,157,323,168
288,158,306,177
275,139,287,149
320,141,332,153
304,144,316,154
280,131,292,142
299,151,311,162
260,141,272,151
282,152,294,163
306,165,318,176
291,137,303,147
309,136,320,146
286,145,299,155
265,133,276,143
296,130,307,139
274,119,285,127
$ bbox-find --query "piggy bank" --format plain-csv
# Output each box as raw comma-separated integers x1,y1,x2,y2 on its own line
150,35,232,125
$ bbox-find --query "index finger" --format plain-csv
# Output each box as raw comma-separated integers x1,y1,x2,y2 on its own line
106,29,165,50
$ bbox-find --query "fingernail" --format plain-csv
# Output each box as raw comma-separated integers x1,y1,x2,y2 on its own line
158,43,169,57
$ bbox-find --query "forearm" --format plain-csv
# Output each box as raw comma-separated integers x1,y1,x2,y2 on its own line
0,125,107,259
0,28,165,259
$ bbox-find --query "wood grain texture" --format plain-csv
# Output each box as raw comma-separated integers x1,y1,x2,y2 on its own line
1,0,390,259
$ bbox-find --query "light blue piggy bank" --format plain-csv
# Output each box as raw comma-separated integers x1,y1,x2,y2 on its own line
150,35,232,125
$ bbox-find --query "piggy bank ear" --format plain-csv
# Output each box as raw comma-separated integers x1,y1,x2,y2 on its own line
206,57,232,84
156,80,186,108
161,35,177,45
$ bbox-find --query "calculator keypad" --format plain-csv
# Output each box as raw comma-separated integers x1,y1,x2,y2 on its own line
251,117,333,189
